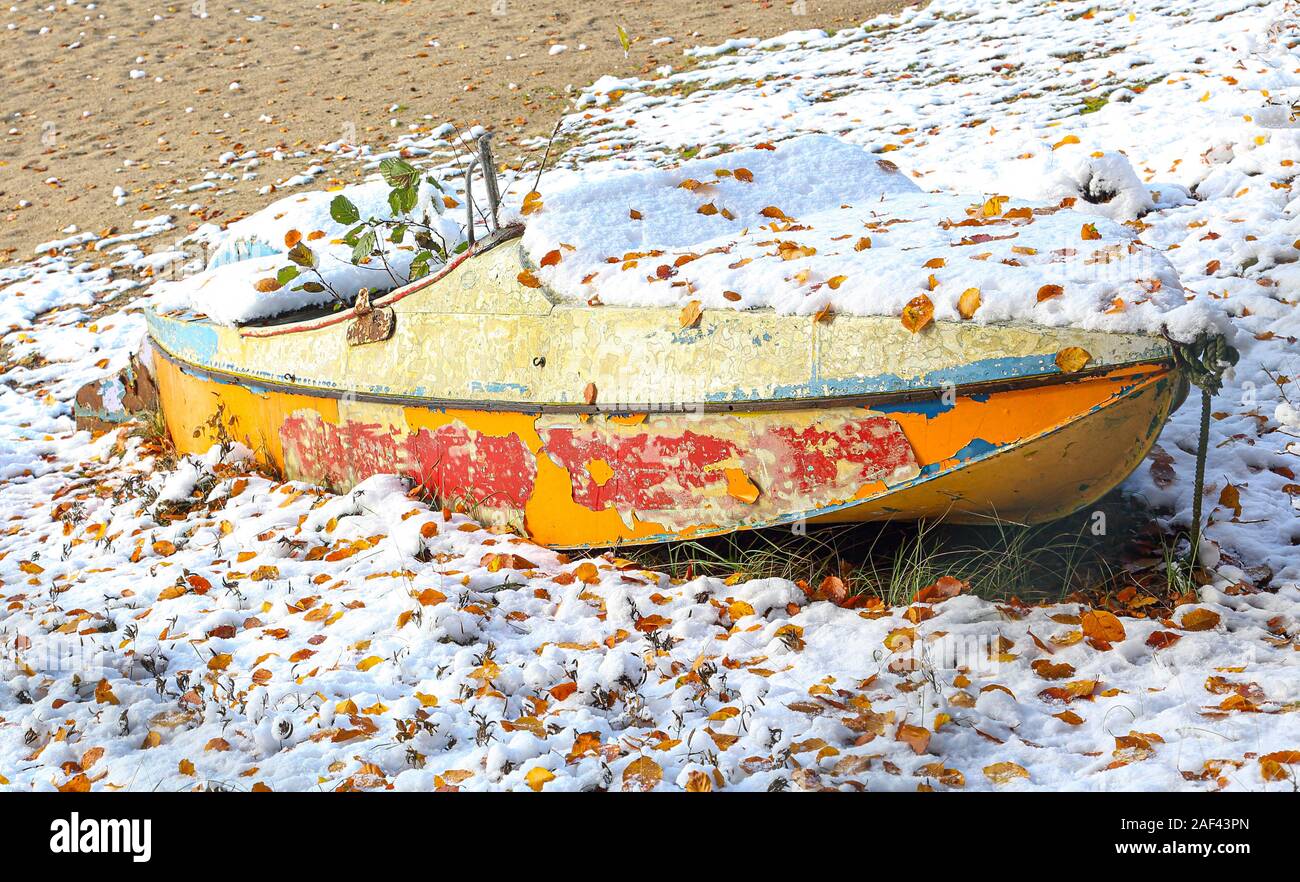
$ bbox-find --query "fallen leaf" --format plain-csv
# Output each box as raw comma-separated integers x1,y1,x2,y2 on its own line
525,766,555,792
1180,608,1221,632
1081,609,1126,644
1055,347,1092,373
622,756,663,792
983,761,1030,785
901,294,934,333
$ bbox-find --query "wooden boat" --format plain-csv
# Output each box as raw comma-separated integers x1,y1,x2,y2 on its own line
126,224,1188,548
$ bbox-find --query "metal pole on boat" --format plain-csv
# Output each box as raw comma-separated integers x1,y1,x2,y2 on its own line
463,154,480,248
477,131,502,233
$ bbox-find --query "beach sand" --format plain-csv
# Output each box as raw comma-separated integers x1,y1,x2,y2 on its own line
0,1,915,262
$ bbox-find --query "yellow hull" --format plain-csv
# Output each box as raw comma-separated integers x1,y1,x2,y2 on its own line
154,351,1181,547
145,233,1185,548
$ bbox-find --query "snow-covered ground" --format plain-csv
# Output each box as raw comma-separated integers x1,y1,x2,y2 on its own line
1,0,1298,792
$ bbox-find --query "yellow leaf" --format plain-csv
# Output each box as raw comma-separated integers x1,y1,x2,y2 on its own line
983,761,1030,785
525,766,556,791
178,759,196,776
1054,347,1092,373
521,191,544,215
356,655,384,672
152,540,176,557
94,679,119,705
685,770,714,792
207,653,232,672
981,195,1007,217
141,730,162,750
1052,134,1081,150
826,275,847,290
679,300,703,329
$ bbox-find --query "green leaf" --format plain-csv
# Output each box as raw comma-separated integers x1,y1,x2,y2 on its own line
389,223,408,244
379,158,421,191
351,229,377,265
617,24,631,54
453,240,469,255
387,185,418,217
409,250,433,282
329,194,360,225
276,266,300,286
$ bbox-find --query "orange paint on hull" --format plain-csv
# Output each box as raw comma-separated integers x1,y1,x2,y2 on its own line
154,351,1181,547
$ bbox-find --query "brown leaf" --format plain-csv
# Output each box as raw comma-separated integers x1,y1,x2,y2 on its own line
1218,483,1242,517
1145,631,1182,649
818,575,848,605
582,382,597,406
1031,659,1076,680
1180,608,1221,632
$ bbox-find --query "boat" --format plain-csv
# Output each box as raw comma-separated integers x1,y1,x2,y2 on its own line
119,220,1187,549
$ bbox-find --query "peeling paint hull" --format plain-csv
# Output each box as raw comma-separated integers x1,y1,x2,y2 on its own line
147,235,1186,548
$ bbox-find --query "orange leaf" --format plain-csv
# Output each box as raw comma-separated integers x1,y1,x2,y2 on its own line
901,294,934,333
517,269,542,288
622,756,663,792
957,287,981,320
1081,609,1126,644
1036,284,1065,302
539,249,562,268
896,723,931,755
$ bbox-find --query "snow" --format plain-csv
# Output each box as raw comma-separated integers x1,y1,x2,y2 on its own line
1,0,1299,793
148,176,465,325
521,135,1213,335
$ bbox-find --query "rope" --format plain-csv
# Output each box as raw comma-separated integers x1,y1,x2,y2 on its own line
1164,331,1238,569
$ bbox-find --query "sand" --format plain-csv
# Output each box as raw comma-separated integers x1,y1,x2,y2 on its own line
0,0,916,262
